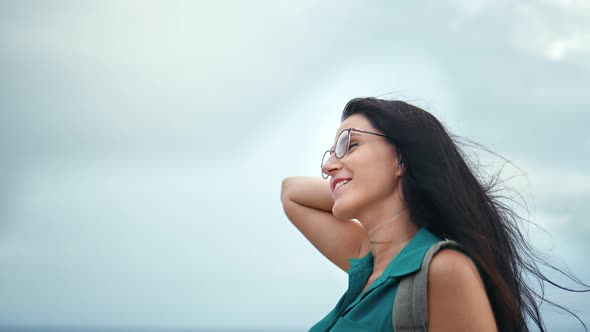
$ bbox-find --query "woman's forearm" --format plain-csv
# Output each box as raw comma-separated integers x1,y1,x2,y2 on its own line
281,176,334,213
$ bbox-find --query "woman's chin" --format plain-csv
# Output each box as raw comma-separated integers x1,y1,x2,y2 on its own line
332,200,357,220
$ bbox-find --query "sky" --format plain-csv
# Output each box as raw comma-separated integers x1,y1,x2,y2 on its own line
0,0,589,331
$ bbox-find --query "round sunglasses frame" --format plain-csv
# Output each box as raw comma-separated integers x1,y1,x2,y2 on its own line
321,128,387,179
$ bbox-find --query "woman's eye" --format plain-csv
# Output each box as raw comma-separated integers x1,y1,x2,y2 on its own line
349,143,358,150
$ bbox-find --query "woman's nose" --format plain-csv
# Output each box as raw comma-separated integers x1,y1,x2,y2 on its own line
322,153,341,177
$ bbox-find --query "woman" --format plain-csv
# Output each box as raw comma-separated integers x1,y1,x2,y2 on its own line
280,97,588,331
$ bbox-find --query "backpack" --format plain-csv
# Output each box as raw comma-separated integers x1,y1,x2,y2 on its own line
392,239,463,332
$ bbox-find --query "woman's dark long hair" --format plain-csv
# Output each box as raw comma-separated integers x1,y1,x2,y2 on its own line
341,97,589,332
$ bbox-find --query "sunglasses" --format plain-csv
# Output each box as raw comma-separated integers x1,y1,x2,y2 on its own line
321,128,387,179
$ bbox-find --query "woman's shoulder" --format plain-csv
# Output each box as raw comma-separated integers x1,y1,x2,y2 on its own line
429,248,481,284
427,249,498,331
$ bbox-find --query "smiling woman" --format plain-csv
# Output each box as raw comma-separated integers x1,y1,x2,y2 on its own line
280,97,590,332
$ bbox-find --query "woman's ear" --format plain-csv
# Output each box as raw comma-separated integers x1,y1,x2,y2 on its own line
396,150,405,177
396,161,405,177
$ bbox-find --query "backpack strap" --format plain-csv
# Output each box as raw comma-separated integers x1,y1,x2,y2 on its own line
392,239,462,332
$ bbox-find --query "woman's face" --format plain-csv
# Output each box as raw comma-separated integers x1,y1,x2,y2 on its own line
322,114,403,220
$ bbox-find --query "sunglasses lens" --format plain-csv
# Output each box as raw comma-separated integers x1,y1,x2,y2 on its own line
335,130,349,158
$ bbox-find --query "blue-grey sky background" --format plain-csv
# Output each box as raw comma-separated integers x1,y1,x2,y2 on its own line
1,1,589,331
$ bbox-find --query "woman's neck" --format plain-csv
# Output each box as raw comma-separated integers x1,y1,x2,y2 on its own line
358,201,418,273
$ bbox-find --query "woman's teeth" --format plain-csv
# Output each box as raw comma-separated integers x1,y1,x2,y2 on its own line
335,179,350,190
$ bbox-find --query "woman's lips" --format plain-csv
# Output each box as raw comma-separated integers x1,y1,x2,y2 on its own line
334,179,351,193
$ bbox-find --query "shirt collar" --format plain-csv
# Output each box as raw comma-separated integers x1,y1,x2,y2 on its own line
347,227,443,277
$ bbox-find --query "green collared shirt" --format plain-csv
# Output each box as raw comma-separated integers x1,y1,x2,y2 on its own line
309,227,444,332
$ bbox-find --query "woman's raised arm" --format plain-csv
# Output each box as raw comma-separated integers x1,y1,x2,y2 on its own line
281,176,368,272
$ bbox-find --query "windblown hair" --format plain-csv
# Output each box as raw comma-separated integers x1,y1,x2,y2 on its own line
341,97,589,332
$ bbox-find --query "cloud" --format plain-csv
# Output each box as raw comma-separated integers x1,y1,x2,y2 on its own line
0,0,589,329
512,1,590,62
